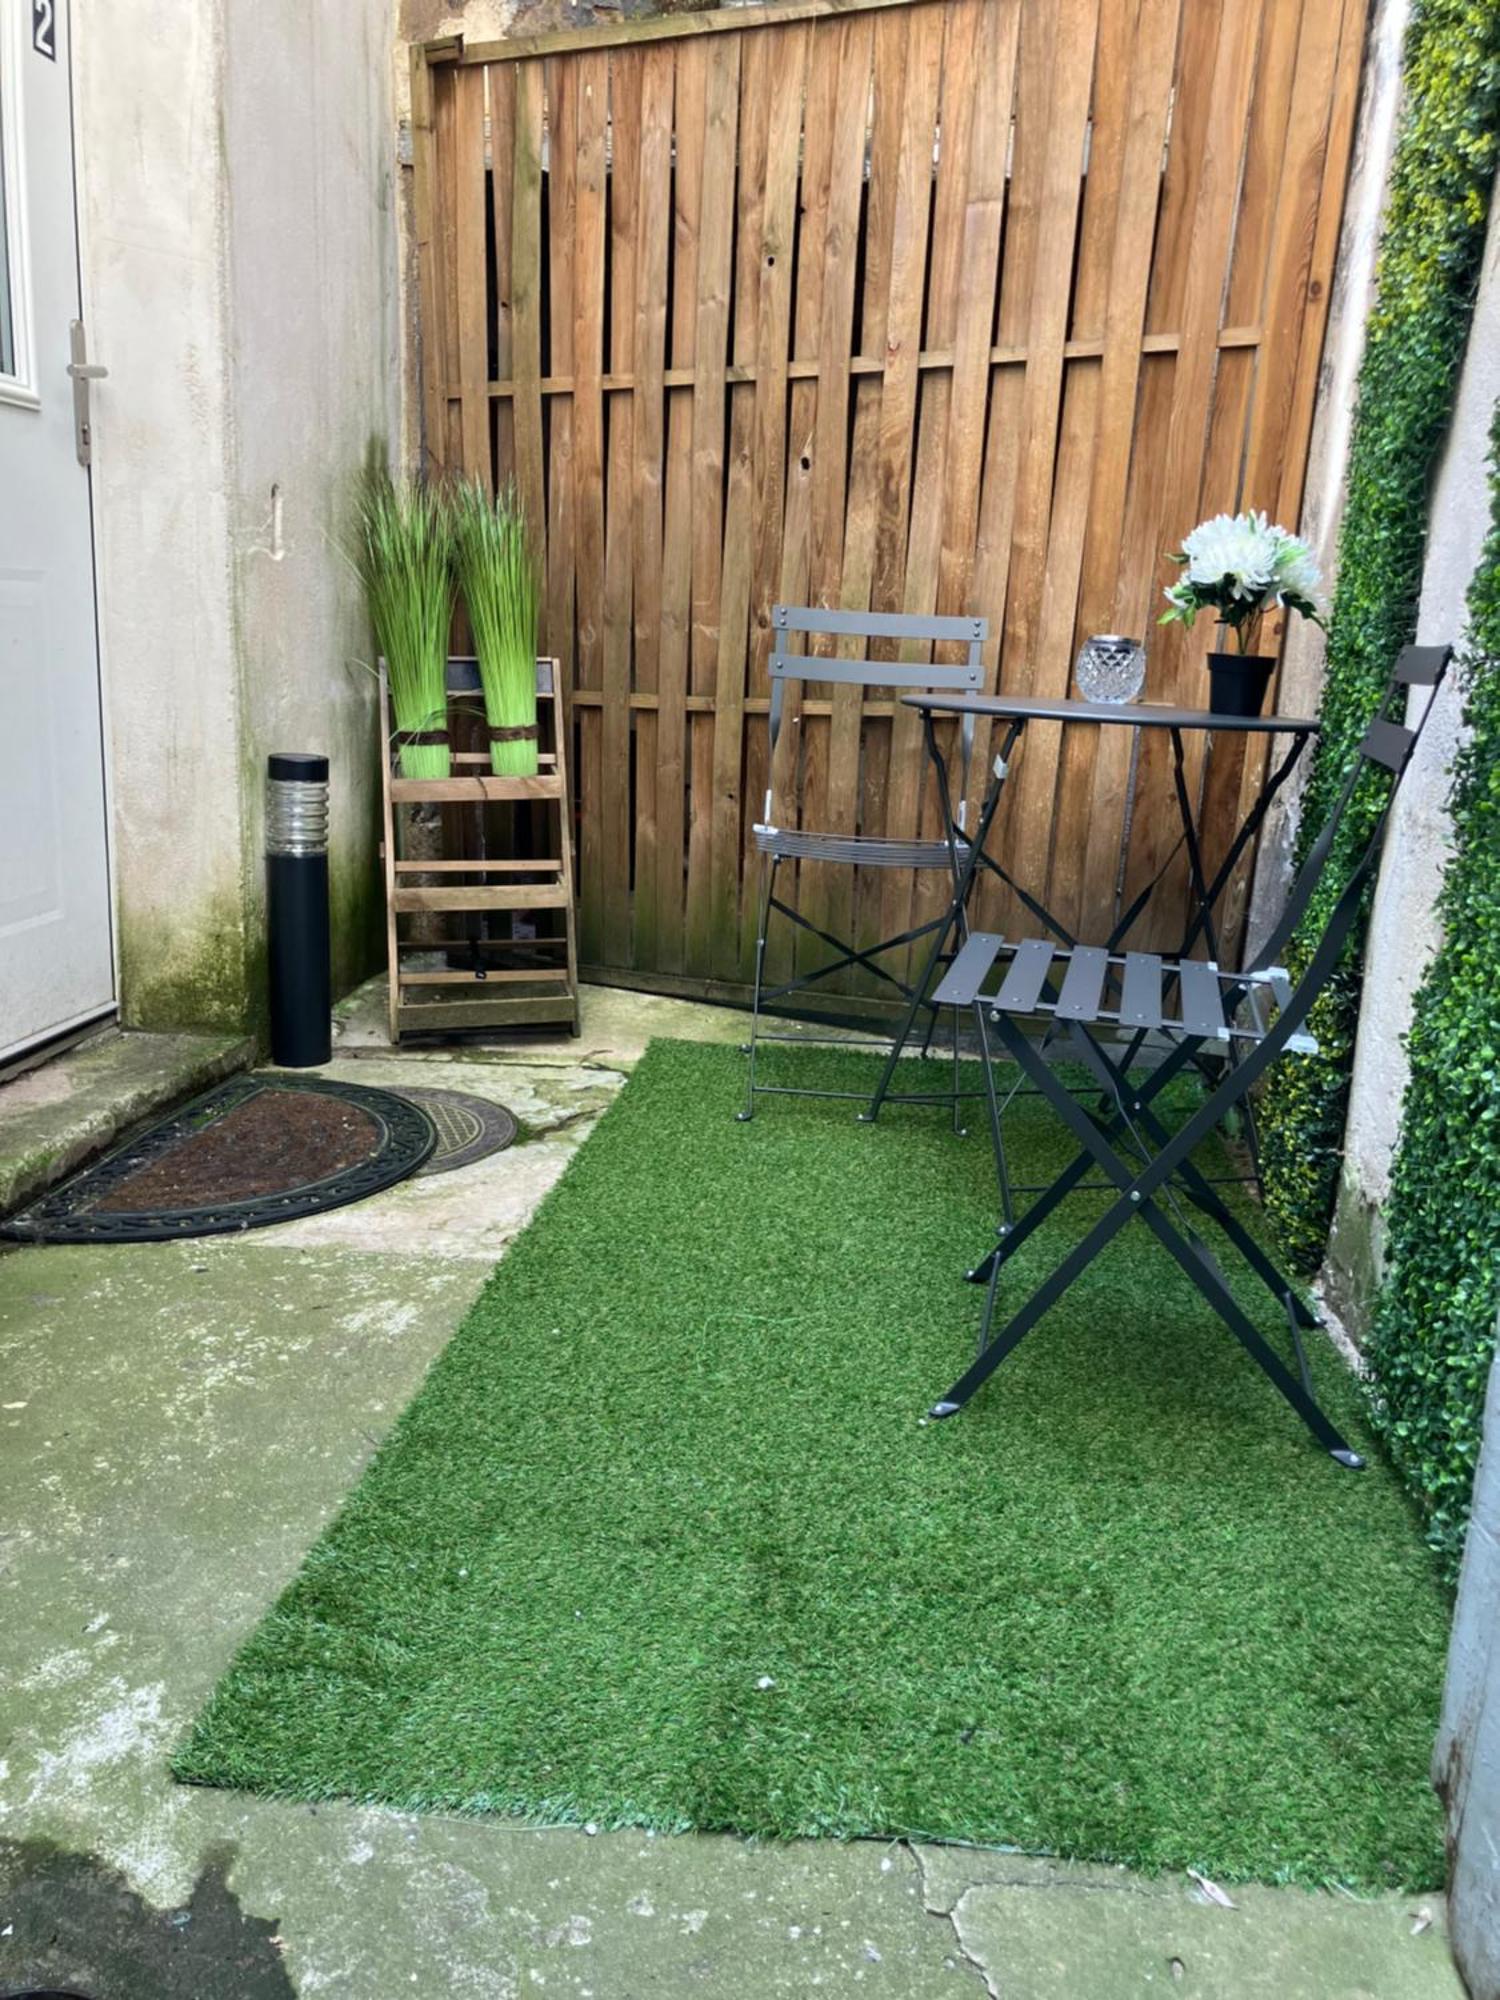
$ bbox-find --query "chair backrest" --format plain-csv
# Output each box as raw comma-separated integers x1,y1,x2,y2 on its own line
1250,642,1453,984
764,606,988,827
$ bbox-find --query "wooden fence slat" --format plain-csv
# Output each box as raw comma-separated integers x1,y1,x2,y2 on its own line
488,64,517,484
692,33,748,975
866,4,949,953
990,0,1102,921
810,13,879,957
414,0,1372,998
736,24,809,980
432,64,464,475
570,51,609,962
409,51,449,478
544,56,577,692
654,40,707,976
1123,0,1260,947
1051,0,1182,934
1217,0,1371,968
901,0,1017,961
453,67,491,484
832,4,910,989
628,45,676,969
511,64,546,548
774,27,840,987
870,4,943,621
600,53,642,969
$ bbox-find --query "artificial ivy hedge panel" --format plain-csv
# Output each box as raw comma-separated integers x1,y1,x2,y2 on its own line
1367,404,1500,1578
1258,0,1500,1273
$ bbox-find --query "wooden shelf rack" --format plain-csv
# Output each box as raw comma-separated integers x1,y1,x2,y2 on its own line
379,657,580,1041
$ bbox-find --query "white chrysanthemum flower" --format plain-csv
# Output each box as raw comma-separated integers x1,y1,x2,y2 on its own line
1269,528,1320,603
1181,511,1279,599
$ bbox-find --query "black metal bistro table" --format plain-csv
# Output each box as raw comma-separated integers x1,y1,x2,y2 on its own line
865,692,1320,1136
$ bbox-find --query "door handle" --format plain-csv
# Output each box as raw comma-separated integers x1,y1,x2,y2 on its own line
67,321,108,466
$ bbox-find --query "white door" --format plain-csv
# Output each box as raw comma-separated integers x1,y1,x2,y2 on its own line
0,0,112,1062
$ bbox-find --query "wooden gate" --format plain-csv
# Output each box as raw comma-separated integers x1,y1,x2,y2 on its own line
411,0,1368,998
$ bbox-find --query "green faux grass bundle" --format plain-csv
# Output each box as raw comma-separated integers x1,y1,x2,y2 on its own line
452,479,540,778
356,472,454,780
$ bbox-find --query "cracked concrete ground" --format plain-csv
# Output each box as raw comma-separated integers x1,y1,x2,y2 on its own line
0,982,1465,1997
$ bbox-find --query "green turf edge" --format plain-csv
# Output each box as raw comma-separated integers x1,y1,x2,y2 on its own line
170,1040,1450,1891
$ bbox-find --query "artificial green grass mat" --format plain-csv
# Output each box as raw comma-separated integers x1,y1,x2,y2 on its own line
175,1040,1450,1888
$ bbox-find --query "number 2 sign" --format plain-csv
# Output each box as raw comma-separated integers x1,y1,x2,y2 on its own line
33,0,56,60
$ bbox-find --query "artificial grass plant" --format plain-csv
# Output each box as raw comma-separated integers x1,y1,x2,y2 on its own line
176,1042,1449,1889
452,478,541,777
1366,402,1500,1575
356,470,454,780
1257,0,1500,1270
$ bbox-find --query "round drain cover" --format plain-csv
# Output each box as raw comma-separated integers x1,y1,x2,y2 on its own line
387,1086,519,1176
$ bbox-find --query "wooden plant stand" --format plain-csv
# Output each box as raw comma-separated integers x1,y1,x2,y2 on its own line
379,657,581,1042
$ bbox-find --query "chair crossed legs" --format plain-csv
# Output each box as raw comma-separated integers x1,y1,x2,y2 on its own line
929,645,1452,1463
738,606,989,1123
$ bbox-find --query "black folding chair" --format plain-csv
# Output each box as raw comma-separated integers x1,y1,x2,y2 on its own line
928,644,1453,1464
738,606,988,1121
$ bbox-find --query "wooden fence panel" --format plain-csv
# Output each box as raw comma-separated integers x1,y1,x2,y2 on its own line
412,0,1370,997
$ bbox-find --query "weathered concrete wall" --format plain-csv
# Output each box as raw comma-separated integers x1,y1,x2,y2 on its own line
1322,198,1500,1331
75,2,249,1031
223,0,400,1007
75,0,397,1035
1435,1323,1500,2000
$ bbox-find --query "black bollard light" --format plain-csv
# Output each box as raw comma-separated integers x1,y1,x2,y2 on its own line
266,752,332,1067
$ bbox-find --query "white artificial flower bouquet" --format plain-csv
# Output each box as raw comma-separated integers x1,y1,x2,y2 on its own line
1160,511,1322,655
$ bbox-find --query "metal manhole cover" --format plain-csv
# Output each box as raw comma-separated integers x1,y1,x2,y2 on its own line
387,1086,519,1176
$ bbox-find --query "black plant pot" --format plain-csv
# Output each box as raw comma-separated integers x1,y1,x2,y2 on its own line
1207,650,1275,718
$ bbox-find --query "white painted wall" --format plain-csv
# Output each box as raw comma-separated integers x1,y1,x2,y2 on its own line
73,0,397,1031
222,0,401,1001
74,2,246,1027
1323,198,1500,1328
1437,1324,1500,2000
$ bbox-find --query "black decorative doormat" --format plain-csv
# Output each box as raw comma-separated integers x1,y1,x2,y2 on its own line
0,1075,436,1244
387,1085,518,1176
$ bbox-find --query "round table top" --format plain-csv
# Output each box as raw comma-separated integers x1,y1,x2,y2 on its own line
900,691,1319,733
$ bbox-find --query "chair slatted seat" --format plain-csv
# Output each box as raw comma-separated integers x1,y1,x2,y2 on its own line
928,644,1454,1468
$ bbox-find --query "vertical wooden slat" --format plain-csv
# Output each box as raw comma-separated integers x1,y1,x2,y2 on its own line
545,57,577,691
488,64,517,486
691,34,747,975
600,54,642,969
655,41,706,976
869,2,955,953
409,50,448,477
870,6,943,622
903,0,1018,958
1217,0,1371,968
808,13,878,957
837,4,910,989
571,51,609,963
1123,0,1260,949
1050,0,1182,934
511,63,547,540
433,64,465,475
628,46,676,969
989,0,1101,922
737,25,808,981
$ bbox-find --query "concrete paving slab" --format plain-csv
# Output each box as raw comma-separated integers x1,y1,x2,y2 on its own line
0,991,1468,1998
922,1859,1458,2000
